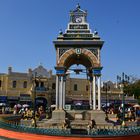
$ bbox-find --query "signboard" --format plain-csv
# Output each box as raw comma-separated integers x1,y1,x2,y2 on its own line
93,67,102,76
65,105,71,110
0,96,7,103
56,69,65,75
93,69,101,75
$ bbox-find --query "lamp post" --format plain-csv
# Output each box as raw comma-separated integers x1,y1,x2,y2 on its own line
32,72,37,128
117,72,129,126
103,82,110,121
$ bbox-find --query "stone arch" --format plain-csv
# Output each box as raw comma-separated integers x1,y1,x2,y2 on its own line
58,48,100,69
35,97,47,109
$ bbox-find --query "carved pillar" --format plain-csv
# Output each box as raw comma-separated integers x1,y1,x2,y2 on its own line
92,67,102,110
62,76,66,109
89,77,92,109
59,76,63,110
55,67,66,110
55,75,59,110
93,76,96,110
97,76,101,110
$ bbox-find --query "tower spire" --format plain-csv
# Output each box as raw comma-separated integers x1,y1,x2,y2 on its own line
76,3,81,9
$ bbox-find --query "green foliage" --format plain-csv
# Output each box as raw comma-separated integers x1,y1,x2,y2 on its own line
124,80,140,99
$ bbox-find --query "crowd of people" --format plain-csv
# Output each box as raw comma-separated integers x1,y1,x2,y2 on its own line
102,103,140,124
13,105,46,121
1,102,140,127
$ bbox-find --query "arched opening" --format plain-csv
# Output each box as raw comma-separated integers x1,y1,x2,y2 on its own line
62,53,94,110
35,97,47,112
67,64,91,110
64,53,93,70
58,48,99,69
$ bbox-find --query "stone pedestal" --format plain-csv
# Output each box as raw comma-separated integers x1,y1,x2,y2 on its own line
52,109,66,120
90,110,109,125
108,114,117,122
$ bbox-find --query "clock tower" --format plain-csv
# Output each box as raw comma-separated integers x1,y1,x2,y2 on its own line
53,4,105,124
65,4,95,40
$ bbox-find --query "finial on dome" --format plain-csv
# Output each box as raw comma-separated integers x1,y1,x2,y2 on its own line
59,29,63,35
39,62,43,66
94,29,98,35
76,3,81,9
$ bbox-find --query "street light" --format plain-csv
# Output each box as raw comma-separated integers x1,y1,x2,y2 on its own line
31,72,37,128
117,72,129,126
103,82,110,121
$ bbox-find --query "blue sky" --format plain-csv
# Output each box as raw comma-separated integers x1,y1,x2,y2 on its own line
0,0,140,82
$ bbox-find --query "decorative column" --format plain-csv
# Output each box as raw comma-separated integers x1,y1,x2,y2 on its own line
55,75,59,110
93,67,102,111
62,76,66,109
59,76,63,110
97,76,101,110
89,77,92,109
92,76,96,110
55,67,66,110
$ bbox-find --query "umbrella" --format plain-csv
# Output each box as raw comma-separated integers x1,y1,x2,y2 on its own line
133,104,140,108
14,104,22,108
0,103,6,106
50,104,56,108
22,104,29,108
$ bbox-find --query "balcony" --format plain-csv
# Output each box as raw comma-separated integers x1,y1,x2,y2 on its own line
35,87,47,92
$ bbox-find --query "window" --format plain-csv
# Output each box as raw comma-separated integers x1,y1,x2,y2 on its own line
0,80,1,87
35,81,39,88
40,82,44,87
74,84,77,91
86,85,88,91
23,81,27,88
52,83,56,89
13,81,16,88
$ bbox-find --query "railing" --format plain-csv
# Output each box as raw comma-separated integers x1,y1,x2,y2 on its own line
0,120,71,136
35,87,47,91
89,126,140,136
0,115,140,137
71,105,90,110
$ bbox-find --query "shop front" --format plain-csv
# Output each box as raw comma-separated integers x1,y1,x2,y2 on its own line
35,97,47,111
0,96,7,104
20,94,32,106
7,96,19,107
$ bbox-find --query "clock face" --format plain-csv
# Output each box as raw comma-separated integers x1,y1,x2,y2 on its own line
73,16,83,23
75,17,82,23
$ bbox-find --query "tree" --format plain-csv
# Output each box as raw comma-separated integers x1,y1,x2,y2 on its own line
124,79,140,99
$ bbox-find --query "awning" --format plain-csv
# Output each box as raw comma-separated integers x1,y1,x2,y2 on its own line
0,96,7,102
20,94,31,101
7,96,19,100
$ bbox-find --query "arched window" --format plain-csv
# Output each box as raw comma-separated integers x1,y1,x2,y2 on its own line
35,81,39,88
52,83,56,89
40,82,44,87
74,84,78,91
23,81,27,88
13,81,16,88
86,85,89,91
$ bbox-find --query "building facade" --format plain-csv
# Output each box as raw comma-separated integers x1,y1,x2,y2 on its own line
0,65,130,110
0,65,53,108
0,65,91,108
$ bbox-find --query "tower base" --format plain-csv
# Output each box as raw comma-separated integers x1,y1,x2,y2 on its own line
52,109,66,120
90,110,113,126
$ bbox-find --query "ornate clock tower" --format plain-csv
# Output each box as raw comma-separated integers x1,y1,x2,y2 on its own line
53,4,105,123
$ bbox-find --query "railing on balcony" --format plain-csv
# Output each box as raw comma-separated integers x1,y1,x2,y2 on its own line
35,87,47,92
